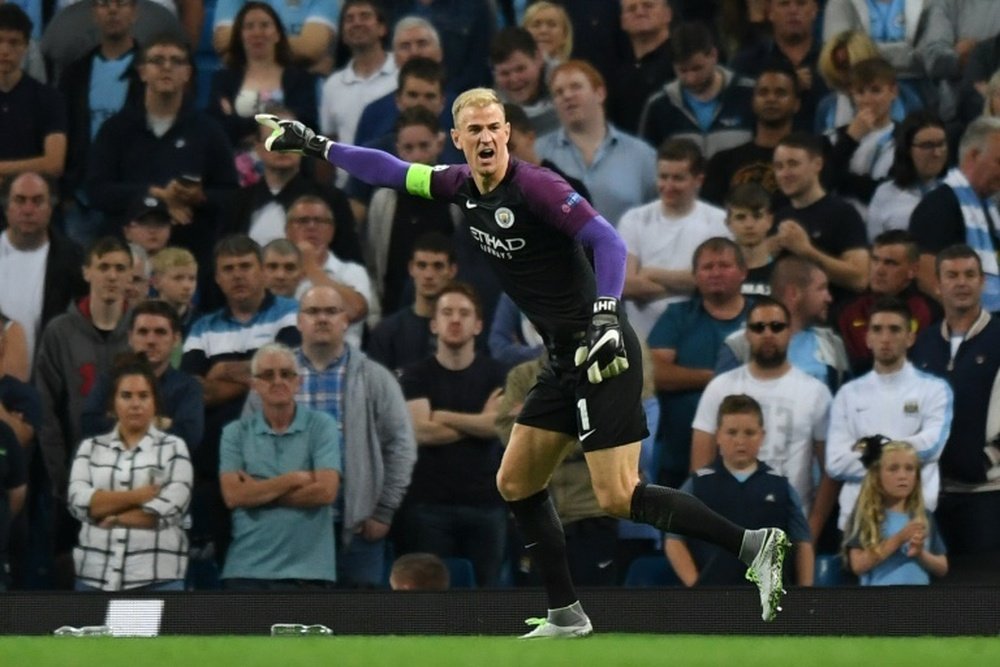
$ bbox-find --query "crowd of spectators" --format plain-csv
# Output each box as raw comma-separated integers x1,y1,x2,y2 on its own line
0,0,998,592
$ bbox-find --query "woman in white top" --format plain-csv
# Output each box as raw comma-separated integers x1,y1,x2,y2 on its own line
67,355,193,591
867,111,949,241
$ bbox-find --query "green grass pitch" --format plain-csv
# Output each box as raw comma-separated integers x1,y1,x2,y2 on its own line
1,636,998,667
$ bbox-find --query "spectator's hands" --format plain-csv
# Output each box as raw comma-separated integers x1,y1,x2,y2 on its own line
255,114,333,159
775,220,812,256
136,484,161,503
575,297,629,384
846,106,878,142
956,38,978,68
169,178,206,207
358,518,390,542
207,360,252,386
906,523,927,557
483,387,503,415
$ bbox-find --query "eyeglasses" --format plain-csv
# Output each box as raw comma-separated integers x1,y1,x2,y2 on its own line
747,321,789,334
254,368,298,382
145,55,189,68
288,216,334,226
911,140,946,151
301,306,344,317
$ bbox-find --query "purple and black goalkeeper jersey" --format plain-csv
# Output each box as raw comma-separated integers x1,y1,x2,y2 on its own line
429,159,598,345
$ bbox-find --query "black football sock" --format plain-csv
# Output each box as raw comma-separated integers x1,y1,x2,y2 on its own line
630,482,744,556
507,489,578,610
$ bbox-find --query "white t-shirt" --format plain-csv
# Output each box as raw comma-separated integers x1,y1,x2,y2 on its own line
618,198,729,339
0,232,48,366
247,200,287,247
296,252,373,347
692,364,832,513
319,56,398,148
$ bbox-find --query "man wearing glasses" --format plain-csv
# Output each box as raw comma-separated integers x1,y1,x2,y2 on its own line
284,194,371,346
691,296,835,544
86,35,237,278
220,342,342,590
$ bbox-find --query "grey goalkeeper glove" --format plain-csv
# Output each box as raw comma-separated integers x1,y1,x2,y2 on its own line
255,113,332,160
574,297,629,384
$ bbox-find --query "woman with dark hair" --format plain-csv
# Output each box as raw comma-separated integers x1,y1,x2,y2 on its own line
209,2,317,155
867,111,949,239
67,354,192,591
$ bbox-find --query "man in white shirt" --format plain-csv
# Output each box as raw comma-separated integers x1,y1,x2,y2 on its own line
620,137,728,338
285,195,371,347
826,296,953,531
691,297,835,541
0,172,85,368
319,0,397,149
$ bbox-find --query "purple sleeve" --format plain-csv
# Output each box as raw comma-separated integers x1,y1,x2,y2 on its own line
327,142,409,189
576,216,627,299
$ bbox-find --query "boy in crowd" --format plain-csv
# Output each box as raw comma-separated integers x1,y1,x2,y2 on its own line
725,183,777,296
150,247,199,339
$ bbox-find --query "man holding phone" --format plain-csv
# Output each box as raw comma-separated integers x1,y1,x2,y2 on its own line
86,34,238,289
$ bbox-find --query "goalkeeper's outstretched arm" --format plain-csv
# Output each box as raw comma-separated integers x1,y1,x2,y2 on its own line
256,114,411,190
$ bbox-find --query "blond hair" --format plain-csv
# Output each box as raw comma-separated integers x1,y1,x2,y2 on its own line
818,30,880,92
522,1,573,62
150,246,198,275
845,441,926,552
452,88,504,128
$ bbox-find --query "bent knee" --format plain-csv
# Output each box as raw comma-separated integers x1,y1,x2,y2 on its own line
591,485,633,518
496,468,544,502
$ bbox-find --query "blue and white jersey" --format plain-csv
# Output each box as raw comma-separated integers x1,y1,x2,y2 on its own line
213,0,339,36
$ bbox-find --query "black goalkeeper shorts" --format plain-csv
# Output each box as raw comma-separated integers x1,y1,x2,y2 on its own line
516,320,648,452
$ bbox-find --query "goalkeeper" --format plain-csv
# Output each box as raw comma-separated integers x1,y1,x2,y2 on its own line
256,88,789,635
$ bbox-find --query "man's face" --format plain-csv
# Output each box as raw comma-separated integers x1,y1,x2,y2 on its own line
126,255,149,302
674,51,718,96
93,0,137,40
215,252,264,305
431,291,481,348
409,250,456,300
550,68,605,130
129,313,179,370
252,351,300,409
393,25,441,65
492,50,545,105
262,249,303,298
342,2,385,50
717,412,764,471
84,250,131,304
753,72,799,125
396,123,443,164
620,0,671,38
767,0,818,39
297,287,348,347
937,257,985,312
657,159,702,211
797,267,832,325
0,29,27,77
506,125,536,161
6,175,52,239
152,265,196,307
123,220,171,255
694,248,746,299
869,243,915,296
451,103,511,182
746,304,791,368
963,132,1000,198
396,76,445,115
850,80,897,124
773,145,822,199
866,311,913,368
286,203,335,250
726,207,774,247
140,44,191,96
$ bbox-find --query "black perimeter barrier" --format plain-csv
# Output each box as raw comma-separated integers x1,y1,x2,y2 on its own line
1,587,998,636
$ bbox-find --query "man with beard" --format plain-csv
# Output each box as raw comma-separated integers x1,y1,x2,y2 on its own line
827,297,952,537
717,255,851,393
701,66,802,207
691,296,835,543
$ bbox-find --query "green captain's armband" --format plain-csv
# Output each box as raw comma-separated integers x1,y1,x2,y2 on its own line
405,163,435,200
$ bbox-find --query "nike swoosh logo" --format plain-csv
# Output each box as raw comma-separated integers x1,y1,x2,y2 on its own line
597,560,613,569
580,429,596,441
465,200,478,209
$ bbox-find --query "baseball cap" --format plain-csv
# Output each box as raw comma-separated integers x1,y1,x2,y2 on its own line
127,195,172,225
